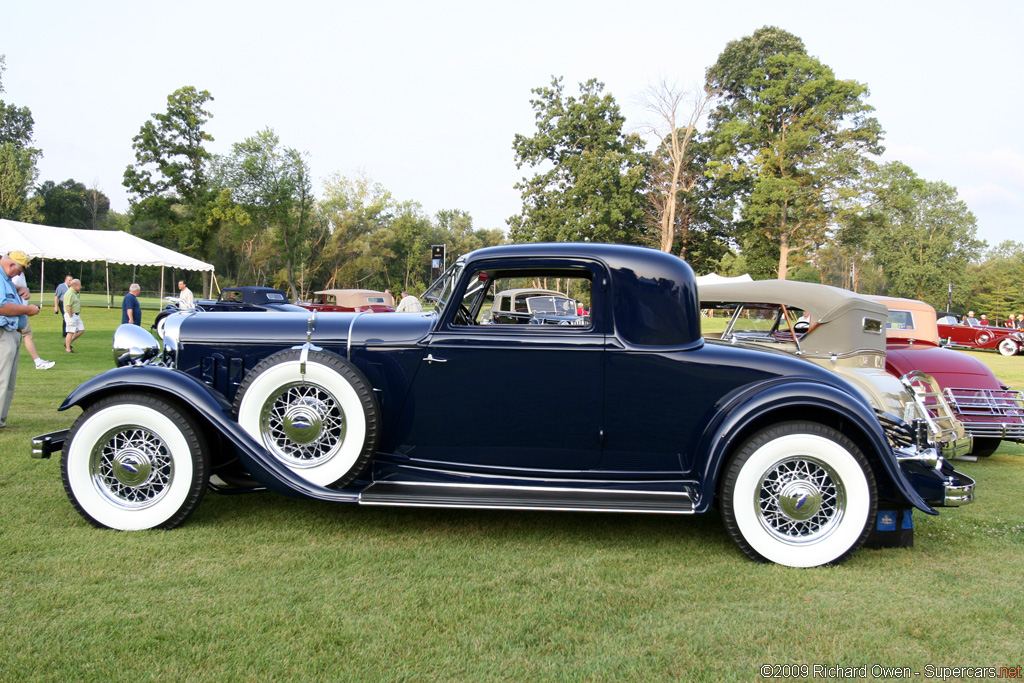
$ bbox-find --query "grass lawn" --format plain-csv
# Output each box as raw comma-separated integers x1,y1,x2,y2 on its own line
2,308,1023,682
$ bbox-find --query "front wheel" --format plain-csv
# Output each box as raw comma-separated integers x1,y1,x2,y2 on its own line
998,338,1019,357
720,422,876,567
61,393,209,530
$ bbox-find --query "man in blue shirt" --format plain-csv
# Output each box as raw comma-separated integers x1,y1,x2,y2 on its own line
0,251,43,429
122,283,142,326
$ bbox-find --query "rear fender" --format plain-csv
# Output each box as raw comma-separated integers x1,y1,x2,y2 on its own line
59,366,360,503
694,378,935,515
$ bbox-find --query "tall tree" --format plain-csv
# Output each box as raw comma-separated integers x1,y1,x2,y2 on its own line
509,77,650,244
638,80,717,255
0,55,42,221
705,27,884,279
862,162,983,307
123,86,219,258
215,128,314,299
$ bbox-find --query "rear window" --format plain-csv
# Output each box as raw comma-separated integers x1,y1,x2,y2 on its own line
887,310,915,331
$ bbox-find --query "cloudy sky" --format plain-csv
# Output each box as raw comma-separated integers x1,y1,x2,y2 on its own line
2,0,1021,248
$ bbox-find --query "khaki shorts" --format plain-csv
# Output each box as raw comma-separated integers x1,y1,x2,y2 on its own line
64,313,84,333
17,320,31,335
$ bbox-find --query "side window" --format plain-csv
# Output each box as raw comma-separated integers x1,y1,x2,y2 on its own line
451,267,594,329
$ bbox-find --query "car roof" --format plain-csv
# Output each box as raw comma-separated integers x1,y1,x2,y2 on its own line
700,280,889,356
315,289,391,307
866,295,941,345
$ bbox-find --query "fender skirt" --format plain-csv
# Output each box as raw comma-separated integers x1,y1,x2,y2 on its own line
58,366,360,503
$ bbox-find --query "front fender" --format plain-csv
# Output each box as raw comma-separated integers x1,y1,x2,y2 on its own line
694,377,935,515
59,366,360,503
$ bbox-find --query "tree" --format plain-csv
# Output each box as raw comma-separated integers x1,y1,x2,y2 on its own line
36,179,110,229
123,86,221,260
861,162,983,307
638,80,718,255
215,128,314,299
0,55,42,221
124,86,214,204
705,27,884,279
509,77,649,244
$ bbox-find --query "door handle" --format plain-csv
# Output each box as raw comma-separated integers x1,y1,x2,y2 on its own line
424,354,447,364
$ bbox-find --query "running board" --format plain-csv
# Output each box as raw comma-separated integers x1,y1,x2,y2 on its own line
359,481,694,514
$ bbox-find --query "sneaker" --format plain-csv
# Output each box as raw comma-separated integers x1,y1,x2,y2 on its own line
35,358,55,370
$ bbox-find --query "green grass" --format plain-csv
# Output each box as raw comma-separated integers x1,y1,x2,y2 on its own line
2,310,1023,682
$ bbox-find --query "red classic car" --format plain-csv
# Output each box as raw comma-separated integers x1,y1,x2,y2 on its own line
936,313,1024,356
870,296,1024,457
298,289,395,313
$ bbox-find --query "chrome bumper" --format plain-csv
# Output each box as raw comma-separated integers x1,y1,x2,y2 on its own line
31,430,67,459
895,445,975,507
937,433,974,460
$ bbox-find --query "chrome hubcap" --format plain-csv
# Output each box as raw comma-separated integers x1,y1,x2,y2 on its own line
756,457,845,543
91,427,173,509
260,383,346,468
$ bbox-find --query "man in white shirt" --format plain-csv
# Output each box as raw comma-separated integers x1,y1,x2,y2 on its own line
395,291,422,313
178,280,195,310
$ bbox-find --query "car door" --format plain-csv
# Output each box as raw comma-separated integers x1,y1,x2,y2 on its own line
399,260,606,471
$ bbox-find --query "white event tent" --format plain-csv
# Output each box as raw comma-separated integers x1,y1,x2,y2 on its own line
0,218,214,306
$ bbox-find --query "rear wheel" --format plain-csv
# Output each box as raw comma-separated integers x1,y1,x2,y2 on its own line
971,437,1001,457
61,394,209,530
720,421,876,567
998,338,1019,356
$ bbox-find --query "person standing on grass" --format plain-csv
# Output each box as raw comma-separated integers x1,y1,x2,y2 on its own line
177,280,194,310
122,284,142,326
63,279,84,353
11,270,54,370
0,251,44,430
54,274,72,338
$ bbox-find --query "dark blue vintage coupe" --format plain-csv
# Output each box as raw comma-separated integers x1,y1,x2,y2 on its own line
32,244,974,567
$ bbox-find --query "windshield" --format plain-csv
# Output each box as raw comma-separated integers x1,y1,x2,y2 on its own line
421,261,464,314
527,296,576,316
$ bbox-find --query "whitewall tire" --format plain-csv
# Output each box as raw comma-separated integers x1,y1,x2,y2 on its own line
61,394,209,530
998,338,1019,357
721,422,876,567
233,349,379,488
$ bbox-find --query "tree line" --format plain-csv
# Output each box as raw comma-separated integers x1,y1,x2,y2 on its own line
2,29,1021,317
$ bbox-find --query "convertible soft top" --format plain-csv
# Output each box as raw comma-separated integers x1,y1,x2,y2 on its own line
700,279,890,358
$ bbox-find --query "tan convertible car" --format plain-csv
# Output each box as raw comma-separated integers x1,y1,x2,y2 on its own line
700,279,973,460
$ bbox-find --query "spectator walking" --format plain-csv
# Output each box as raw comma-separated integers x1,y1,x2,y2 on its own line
122,284,142,326
11,270,54,370
0,251,44,429
63,279,84,353
177,280,195,310
54,274,72,337
395,290,422,313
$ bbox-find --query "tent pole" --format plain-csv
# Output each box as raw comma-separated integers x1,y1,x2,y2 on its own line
38,260,45,306
106,261,111,309
160,266,165,303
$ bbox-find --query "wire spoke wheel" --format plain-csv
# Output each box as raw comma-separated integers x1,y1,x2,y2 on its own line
62,394,208,530
721,421,875,567
235,349,380,488
756,456,845,544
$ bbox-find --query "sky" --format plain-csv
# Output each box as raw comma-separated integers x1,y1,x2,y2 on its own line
2,0,1022,249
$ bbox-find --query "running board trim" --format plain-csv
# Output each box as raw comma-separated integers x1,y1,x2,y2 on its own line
359,481,694,514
